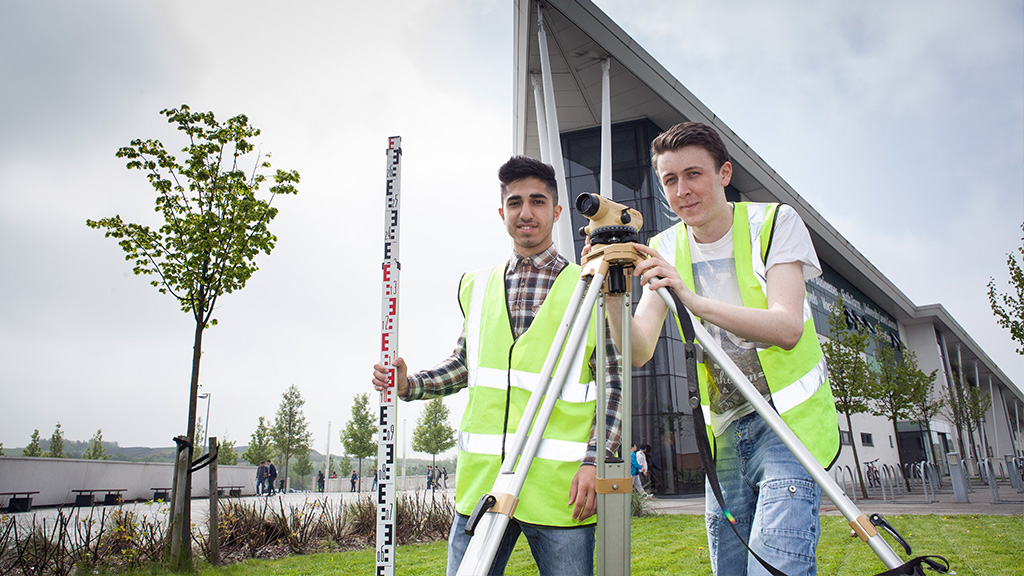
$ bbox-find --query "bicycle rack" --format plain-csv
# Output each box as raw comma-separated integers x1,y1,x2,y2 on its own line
1006,455,1024,493
879,464,897,503
834,465,857,502
926,461,941,493
917,461,938,504
982,458,1000,503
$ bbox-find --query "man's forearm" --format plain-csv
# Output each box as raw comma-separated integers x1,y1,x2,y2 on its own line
606,292,664,367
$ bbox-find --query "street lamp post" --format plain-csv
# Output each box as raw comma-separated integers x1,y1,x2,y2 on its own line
198,393,211,451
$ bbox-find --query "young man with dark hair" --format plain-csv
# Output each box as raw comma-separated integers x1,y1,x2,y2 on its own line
256,460,267,495
372,155,622,576
609,121,839,575
266,460,277,496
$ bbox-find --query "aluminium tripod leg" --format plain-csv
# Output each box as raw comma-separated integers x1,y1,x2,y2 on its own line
655,287,909,571
456,273,608,576
596,289,631,576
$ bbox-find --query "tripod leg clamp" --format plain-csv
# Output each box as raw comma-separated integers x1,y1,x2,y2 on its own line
487,492,518,517
465,492,519,536
595,477,633,494
849,514,879,542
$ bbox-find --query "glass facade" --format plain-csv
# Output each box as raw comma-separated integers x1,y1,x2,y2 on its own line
559,119,899,494
561,119,707,495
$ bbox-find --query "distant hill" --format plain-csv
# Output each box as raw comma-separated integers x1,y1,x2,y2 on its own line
4,441,246,464
3,442,455,475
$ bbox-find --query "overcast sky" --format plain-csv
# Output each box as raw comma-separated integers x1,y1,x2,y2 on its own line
1,0,1021,460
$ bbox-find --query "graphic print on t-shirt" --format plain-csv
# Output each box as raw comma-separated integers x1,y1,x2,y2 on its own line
692,256,772,434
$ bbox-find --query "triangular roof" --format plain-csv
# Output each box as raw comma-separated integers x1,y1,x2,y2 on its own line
512,0,1018,395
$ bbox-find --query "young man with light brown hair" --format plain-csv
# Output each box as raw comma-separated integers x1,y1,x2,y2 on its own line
609,121,839,576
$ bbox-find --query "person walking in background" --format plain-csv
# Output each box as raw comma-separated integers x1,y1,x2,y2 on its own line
635,442,649,492
266,460,278,496
256,460,267,495
642,444,655,494
317,470,325,493
350,470,358,492
630,443,649,498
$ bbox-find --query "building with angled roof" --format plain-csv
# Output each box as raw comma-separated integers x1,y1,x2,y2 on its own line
513,0,1022,495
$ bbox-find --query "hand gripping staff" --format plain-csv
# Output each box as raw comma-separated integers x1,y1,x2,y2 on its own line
376,136,402,576
658,279,951,576
456,193,642,576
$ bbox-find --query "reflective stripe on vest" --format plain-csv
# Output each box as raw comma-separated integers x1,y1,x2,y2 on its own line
653,202,840,469
457,430,589,462
455,263,598,526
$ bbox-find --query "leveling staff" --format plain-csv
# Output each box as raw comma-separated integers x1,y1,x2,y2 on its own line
607,122,840,576
371,156,622,576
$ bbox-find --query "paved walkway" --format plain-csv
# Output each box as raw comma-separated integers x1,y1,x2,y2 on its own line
647,481,1024,517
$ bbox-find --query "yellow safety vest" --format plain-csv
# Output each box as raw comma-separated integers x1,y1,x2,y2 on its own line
651,202,840,469
455,263,598,526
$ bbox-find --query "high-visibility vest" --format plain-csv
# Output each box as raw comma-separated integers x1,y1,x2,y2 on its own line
455,263,598,526
651,202,840,469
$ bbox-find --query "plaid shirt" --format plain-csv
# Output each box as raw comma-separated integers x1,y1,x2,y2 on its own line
404,244,622,465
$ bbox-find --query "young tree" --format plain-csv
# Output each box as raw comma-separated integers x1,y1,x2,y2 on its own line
987,220,1024,354
272,384,313,493
47,422,67,458
869,335,937,490
909,375,943,466
941,362,973,462
966,385,993,459
83,429,110,460
242,416,275,466
411,398,457,488
0,443,4,456
22,430,43,457
291,450,314,490
820,296,873,498
341,393,376,492
336,455,353,477
218,436,239,466
192,417,206,454
86,105,299,569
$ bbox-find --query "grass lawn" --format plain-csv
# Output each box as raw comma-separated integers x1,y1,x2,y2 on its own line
129,514,1022,575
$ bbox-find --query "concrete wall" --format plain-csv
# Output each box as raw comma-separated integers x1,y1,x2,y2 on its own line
0,456,256,508
833,412,902,473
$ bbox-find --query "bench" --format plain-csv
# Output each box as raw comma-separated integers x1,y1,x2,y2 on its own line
217,485,244,497
0,491,40,513
72,488,126,506
150,487,171,501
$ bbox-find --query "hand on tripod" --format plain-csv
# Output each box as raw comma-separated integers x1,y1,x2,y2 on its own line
631,243,687,297
568,464,598,521
372,357,409,397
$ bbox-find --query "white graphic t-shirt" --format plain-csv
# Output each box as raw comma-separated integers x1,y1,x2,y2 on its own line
688,204,821,435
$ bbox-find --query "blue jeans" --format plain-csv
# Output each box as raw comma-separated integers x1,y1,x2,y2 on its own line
446,513,595,576
705,412,821,576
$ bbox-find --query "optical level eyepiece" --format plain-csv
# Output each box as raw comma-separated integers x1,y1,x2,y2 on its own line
576,193,602,218
575,193,643,245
